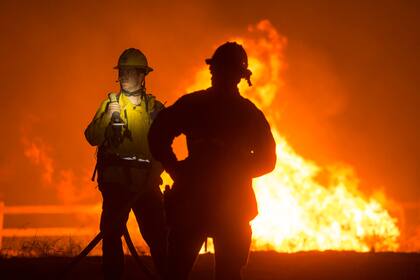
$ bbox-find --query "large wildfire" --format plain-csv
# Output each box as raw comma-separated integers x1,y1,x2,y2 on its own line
176,20,400,252
12,20,401,255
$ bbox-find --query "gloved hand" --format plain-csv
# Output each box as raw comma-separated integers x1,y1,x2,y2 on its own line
107,102,121,119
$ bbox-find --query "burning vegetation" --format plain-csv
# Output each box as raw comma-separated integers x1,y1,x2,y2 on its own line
177,20,400,252
2,20,401,256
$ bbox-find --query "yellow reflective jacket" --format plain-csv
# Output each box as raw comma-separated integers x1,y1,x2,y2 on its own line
85,92,164,191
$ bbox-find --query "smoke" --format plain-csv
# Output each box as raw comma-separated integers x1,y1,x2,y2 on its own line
22,137,54,185
20,116,97,205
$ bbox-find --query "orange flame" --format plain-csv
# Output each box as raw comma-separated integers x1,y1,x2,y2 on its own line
181,20,400,252
14,20,401,254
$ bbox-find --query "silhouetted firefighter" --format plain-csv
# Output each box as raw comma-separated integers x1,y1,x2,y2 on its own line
148,42,277,280
84,48,167,280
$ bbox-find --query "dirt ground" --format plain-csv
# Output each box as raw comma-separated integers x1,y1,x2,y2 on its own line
0,251,419,280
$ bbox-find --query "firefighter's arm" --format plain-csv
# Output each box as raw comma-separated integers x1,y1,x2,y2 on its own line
148,96,188,175
84,99,112,146
247,109,277,178
147,158,164,186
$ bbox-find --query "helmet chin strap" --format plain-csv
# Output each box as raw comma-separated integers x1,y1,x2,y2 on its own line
121,88,143,96
243,69,253,86
245,76,252,87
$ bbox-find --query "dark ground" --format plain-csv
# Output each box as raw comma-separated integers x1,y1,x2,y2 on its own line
0,251,419,280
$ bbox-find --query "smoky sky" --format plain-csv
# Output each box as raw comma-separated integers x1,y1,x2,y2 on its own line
0,0,418,245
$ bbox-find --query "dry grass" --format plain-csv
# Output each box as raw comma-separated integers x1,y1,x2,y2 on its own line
0,236,83,258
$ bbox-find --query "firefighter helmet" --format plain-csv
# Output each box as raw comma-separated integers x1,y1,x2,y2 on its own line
114,48,153,74
205,42,252,85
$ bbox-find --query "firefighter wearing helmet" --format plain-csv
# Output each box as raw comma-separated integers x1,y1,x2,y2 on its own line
85,48,167,280
149,42,276,280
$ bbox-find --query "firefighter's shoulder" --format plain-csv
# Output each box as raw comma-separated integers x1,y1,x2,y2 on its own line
147,93,165,110
173,90,208,107
239,96,268,120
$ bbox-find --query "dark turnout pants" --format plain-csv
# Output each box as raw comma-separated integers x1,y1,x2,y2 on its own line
99,185,167,280
167,220,252,280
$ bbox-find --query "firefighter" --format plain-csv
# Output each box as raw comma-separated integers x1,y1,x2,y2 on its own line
85,48,167,280
148,42,276,280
